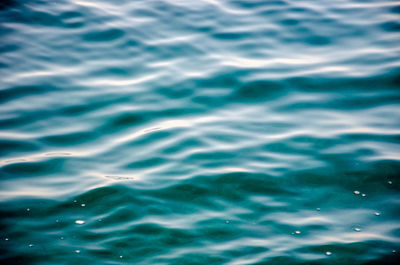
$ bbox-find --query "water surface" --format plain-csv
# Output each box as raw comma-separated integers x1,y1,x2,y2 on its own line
1,0,400,264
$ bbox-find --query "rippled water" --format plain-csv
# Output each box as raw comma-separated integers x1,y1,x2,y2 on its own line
1,0,400,264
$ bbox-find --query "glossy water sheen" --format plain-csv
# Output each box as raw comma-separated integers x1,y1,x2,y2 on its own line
1,0,400,264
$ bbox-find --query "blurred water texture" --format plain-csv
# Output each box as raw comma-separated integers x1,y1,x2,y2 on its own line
1,0,400,264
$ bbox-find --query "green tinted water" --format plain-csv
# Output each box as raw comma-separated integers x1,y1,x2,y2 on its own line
1,0,400,264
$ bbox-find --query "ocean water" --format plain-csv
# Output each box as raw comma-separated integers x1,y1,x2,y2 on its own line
1,0,400,264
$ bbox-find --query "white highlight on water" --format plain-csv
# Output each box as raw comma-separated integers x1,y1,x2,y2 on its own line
75,220,85,224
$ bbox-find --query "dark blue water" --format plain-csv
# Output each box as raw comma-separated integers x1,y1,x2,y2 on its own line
1,0,400,264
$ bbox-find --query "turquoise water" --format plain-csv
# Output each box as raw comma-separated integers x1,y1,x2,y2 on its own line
1,0,400,264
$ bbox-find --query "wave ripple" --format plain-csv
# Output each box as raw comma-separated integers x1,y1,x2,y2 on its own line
1,0,400,264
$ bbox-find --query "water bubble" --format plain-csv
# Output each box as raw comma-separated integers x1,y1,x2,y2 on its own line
295,230,301,234
225,220,230,224
60,237,64,240
316,208,321,211
361,193,366,197
98,219,102,222
73,200,77,203
75,250,80,254
75,220,85,225
354,227,361,232
29,244,34,248
81,204,85,207
388,181,393,185
326,251,332,256
354,191,360,195
120,256,123,259
375,212,381,216
5,238,9,241
26,208,30,212
392,250,396,254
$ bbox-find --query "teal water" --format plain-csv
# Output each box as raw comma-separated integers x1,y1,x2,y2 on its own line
1,0,400,264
